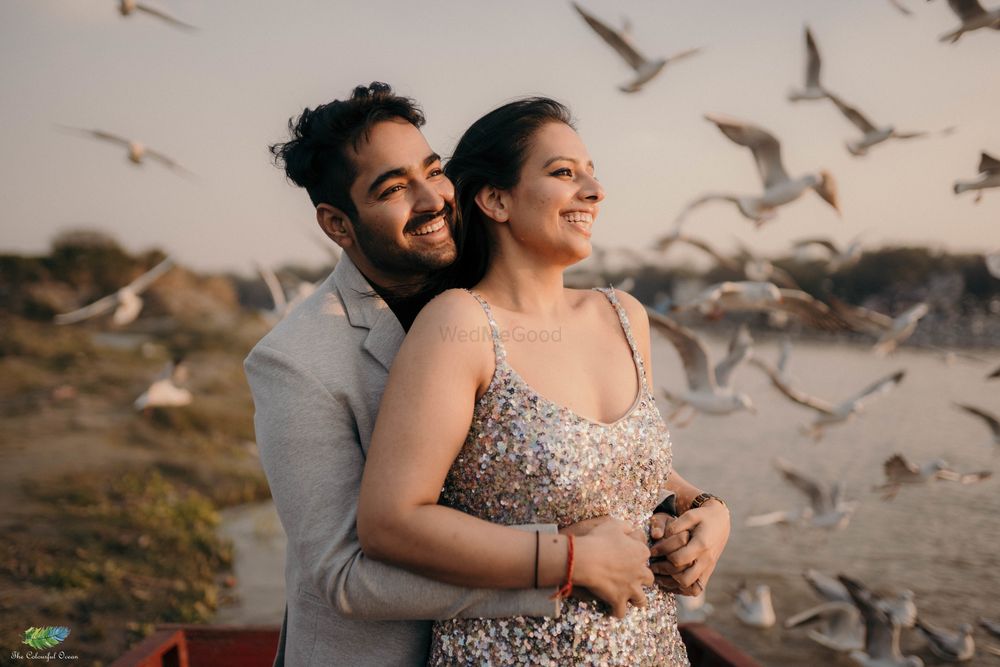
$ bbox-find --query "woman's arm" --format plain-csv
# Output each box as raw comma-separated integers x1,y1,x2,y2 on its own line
358,290,652,617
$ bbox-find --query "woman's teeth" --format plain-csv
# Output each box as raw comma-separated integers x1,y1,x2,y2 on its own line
562,212,593,228
410,218,445,236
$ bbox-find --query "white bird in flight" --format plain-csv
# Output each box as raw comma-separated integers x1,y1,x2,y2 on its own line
646,311,756,422
732,582,776,628
58,125,194,176
825,92,935,157
571,3,701,93
839,575,924,667
954,152,1000,202
874,453,991,500
746,458,859,530
872,303,929,356
750,355,905,440
788,26,829,102
676,114,839,227
118,0,196,31
804,570,918,629
793,236,864,272
785,601,865,652
915,618,976,662
54,257,174,326
937,0,1000,43
134,357,192,411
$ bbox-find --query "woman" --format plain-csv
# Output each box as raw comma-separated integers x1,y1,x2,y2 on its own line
358,98,726,665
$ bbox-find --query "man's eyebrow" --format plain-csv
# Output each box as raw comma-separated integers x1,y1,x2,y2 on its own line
542,156,594,169
367,153,442,197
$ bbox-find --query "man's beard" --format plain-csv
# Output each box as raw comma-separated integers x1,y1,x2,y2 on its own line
353,203,458,283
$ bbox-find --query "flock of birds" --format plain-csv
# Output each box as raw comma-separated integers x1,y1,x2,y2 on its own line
36,1,999,664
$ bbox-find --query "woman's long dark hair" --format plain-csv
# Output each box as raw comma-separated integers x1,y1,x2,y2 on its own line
439,97,574,290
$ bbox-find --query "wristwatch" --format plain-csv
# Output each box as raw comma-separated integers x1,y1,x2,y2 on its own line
689,492,727,512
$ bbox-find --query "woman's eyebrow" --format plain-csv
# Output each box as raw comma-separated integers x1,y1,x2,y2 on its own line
542,156,594,169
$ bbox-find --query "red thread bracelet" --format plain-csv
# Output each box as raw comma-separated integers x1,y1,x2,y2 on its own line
551,534,574,600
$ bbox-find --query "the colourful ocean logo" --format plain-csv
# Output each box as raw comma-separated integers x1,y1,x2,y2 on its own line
21,626,71,650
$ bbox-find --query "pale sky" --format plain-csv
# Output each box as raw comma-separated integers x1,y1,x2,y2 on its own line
1,0,998,272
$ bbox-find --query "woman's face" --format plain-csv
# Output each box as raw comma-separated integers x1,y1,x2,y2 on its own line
503,121,605,265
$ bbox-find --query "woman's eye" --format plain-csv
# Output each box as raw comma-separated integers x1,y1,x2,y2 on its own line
552,168,573,177
429,168,444,177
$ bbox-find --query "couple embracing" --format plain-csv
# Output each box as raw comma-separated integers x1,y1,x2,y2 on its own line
245,82,731,666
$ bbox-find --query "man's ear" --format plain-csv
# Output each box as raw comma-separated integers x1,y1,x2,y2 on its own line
317,204,355,250
474,185,509,223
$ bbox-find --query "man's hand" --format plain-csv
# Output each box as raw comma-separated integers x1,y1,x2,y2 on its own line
648,502,730,596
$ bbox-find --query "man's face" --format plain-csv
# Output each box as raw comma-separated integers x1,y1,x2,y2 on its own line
345,119,457,286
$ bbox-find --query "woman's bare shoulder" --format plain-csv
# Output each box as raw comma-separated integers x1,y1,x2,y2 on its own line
406,288,489,344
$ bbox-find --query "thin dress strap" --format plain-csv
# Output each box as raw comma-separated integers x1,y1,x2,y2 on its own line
465,290,507,366
593,287,650,393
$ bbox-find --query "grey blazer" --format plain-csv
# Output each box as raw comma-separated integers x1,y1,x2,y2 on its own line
244,255,557,667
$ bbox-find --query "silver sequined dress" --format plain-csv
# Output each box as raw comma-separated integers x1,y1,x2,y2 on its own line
428,288,690,666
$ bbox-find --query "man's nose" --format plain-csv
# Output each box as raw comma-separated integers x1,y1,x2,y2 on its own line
412,176,450,212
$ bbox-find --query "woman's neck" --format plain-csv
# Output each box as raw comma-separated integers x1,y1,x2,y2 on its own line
475,251,570,317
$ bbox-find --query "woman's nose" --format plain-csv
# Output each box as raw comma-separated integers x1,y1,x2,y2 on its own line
580,173,605,203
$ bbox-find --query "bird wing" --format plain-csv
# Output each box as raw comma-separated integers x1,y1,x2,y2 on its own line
892,130,928,140
572,3,647,71
947,0,988,22
749,357,836,415
125,256,174,294
887,0,914,15
142,147,195,176
804,26,822,88
53,292,120,324
57,125,131,147
955,403,1000,437
646,308,715,392
980,617,1000,639
979,151,1000,175
774,457,827,511
826,92,879,134
673,192,742,227
825,295,895,334
839,575,899,659
776,290,855,332
715,324,753,388
988,364,1000,380
704,114,789,190
838,370,905,413
803,569,850,602
793,237,839,255
671,234,742,273
135,3,197,29
884,453,919,479
257,264,287,312
665,46,702,65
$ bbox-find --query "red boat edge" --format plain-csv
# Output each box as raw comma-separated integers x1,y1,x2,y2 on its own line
110,623,762,667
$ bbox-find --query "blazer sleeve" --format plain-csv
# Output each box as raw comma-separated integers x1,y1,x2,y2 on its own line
245,343,559,621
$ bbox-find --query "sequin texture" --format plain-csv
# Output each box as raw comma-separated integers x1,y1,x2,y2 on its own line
428,288,689,666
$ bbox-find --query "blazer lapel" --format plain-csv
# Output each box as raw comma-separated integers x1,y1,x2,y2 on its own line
334,256,405,372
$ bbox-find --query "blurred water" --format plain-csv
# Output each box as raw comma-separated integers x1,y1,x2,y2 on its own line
218,335,1000,664
657,333,1000,666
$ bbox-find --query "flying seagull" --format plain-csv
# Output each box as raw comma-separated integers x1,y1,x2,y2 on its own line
54,257,174,326
670,281,853,332
785,601,865,652
803,570,917,629
875,453,991,500
915,618,976,662
872,303,929,356
134,357,192,411
750,356,905,439
118,0,196,30
839,575,924,667
734,240,803,290
788,26,829,102
676,114,839,227
937,0,1000,43
954,403,1000,447
745,458,859,529
954,152,1000,202
58,126,194,176
647,311,756,423
732,582,776,628
571,3,701,93
825,92,936,157
793,235,864,271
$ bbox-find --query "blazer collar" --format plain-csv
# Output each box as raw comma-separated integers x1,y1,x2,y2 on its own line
333,255,405,371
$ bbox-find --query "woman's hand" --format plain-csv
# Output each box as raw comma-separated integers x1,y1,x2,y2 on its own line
573,519,653,618
648,501,730,596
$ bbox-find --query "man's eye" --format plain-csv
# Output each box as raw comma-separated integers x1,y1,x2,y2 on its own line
381,184,404,197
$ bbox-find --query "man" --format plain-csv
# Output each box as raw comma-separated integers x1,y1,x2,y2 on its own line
246,82,729,666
